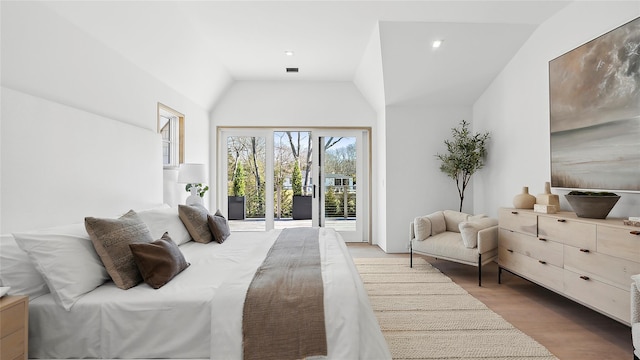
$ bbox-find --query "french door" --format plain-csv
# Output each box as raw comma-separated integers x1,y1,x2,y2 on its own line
219,128,368,242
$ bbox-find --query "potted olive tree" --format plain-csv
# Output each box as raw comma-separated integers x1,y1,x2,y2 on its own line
436,120,490,212
228,163,246,220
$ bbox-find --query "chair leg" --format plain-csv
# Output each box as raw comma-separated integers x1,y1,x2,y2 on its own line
478,254,482,287
410,248,413,268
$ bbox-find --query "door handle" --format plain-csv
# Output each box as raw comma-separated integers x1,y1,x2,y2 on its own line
313,184,317,198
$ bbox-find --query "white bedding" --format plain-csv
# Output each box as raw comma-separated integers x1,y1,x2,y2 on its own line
28,229,391,359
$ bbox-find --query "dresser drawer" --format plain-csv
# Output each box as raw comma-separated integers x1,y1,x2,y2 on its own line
564,245,640,289
564,270,630,324
499,209,537,236
538,216,596,249
597,225,640,263
499,246,563,292
0,330,24,360
0,301,24,338
499,228,563,267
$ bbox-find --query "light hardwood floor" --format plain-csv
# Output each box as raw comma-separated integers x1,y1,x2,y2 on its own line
347,243,633,360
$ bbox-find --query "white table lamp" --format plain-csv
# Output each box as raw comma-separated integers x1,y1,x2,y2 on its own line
177,163,207,206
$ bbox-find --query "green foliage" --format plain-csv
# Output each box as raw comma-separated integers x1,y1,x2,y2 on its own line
436,120,490,211
292,161,302,196
232,163,246,197
568,190,618,196
185,183,209,198
324,187,341,215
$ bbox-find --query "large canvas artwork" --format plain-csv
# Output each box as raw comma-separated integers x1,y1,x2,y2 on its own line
549,16,640,192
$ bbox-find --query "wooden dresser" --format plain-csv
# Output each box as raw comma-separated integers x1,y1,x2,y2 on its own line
0,295,28,360
498,208,640,325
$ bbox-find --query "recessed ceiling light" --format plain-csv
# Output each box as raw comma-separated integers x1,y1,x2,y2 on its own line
432,40,443,48
284,50,294,56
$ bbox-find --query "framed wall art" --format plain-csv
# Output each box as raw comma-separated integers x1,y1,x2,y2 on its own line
549,16,640,192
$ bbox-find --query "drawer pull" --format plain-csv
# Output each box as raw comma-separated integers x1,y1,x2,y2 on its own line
579,248,590,253
507,249,514,253
538,237,547,242
579,275,590,281
557,219,566,223
631,231,640,235
511,211,518,215
538,260,547,264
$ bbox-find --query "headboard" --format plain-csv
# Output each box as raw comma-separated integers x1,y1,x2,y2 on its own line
1,88,163,233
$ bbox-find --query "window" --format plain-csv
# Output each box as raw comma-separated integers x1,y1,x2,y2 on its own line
157,103,184,168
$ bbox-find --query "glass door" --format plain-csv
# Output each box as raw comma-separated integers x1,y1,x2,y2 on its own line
314,130,365,242
222,130,271,232
273,131,314,229
219,128,368,242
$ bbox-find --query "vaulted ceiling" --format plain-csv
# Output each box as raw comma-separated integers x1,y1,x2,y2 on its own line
43,1,570,111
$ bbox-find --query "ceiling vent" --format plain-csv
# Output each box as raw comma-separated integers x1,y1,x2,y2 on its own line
286,67,299,73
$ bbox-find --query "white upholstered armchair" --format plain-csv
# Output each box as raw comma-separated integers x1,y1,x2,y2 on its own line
633,275,639,360
410,210,498,286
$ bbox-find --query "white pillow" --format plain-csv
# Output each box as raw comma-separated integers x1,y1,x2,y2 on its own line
13,223,110,311
137,206,192,245
426,211,446,235
459,217,498,249
413,216,432,241
443,210,470,233
469,214,488,221
0,234,49,299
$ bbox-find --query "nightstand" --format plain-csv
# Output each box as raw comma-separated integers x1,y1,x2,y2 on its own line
1,295,28,360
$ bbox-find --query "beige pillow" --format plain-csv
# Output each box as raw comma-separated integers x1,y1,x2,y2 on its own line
207,210,230,244
459,217,498,249
85,210,154,290
129,232,190,289
426,211,446,236
178,204,213,244
443,210,470,232
469,214,488,221
413,216,432,241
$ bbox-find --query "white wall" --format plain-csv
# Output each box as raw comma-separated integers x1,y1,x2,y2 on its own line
353,22,388,250
473,1,640,219
209,80,379,239
0,2,211,232
383,105,472,253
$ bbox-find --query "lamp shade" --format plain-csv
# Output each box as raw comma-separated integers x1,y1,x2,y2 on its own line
177,163,206,184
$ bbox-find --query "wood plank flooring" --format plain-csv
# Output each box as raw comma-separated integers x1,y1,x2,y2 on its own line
347,243,633,360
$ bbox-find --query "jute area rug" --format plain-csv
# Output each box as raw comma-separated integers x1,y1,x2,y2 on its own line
355,257,558,360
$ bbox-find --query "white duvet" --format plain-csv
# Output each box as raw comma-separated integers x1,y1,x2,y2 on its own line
28,229,391,359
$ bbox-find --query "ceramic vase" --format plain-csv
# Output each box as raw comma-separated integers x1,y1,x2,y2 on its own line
513,186,536,209
536,182,560,206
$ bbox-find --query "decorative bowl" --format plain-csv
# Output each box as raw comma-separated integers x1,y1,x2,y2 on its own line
565,194,621,219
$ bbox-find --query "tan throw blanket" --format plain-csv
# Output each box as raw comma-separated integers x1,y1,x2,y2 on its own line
242,228,327,360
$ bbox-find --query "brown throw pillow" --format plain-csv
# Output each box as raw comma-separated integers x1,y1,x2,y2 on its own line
207,210,231,244
178,204,213,244
85,210,153,290
129,232,190,289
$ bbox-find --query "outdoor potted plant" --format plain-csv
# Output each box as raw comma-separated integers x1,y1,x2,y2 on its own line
228,163,246,220
291,161,312,220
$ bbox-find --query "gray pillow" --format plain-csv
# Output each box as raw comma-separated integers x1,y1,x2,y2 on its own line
178,204,213,244
129,232,190,289
85,210,154,290
207,210,230,244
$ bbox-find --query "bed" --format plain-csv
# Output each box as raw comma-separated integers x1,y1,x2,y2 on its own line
0,205,390,359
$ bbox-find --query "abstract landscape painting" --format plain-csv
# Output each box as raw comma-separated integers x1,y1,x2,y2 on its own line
549,16,640,191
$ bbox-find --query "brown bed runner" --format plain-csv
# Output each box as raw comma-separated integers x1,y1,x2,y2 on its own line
242,227,327,360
